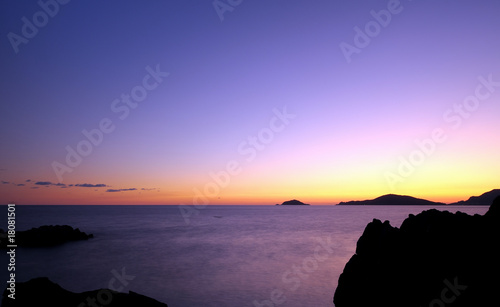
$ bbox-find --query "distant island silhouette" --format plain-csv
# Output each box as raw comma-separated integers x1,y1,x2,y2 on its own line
276,199,310,206
337,189,500,206
448,189,500,206
337,194,445,206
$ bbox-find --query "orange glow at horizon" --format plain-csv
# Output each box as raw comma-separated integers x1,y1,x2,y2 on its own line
1,179,496,205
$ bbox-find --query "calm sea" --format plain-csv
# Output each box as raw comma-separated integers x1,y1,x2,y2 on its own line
0,205,489,307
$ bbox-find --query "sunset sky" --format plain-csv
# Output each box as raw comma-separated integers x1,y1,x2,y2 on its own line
1,0,499,205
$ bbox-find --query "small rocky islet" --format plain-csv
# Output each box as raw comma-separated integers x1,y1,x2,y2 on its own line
276,199,310,206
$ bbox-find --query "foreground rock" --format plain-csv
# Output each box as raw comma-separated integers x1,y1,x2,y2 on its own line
334,196,500,307
2,277,168,307
0,225,93,248
277,199,310,206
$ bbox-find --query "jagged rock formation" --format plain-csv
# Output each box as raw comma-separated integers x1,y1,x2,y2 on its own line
334,196,500,307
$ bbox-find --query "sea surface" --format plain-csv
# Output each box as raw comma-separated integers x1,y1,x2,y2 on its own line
0,205,490,307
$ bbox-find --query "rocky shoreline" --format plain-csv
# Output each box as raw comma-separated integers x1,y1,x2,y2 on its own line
1,277,168,307
334,196,500,306
0,224,170,306
0,225,93,248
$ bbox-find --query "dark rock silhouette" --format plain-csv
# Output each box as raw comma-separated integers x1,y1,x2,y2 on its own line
485,195,500,218
278,199,310,205
449,189,500,206
334,196,500,307
0,225,93,248
1,277,168,307
337,194,446,206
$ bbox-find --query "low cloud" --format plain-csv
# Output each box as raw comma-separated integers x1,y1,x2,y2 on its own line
106,188,137,193
34,181,67,187
75,183,107,188
12,180,107,188
5,179,156,194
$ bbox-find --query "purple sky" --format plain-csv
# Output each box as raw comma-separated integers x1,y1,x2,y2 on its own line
1,0,499,204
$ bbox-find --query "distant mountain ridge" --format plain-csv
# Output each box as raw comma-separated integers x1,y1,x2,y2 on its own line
337,189,500,206
337,194,445,206
448,189,500,206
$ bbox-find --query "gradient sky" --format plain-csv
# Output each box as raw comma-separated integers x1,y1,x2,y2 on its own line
1,0,499,205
